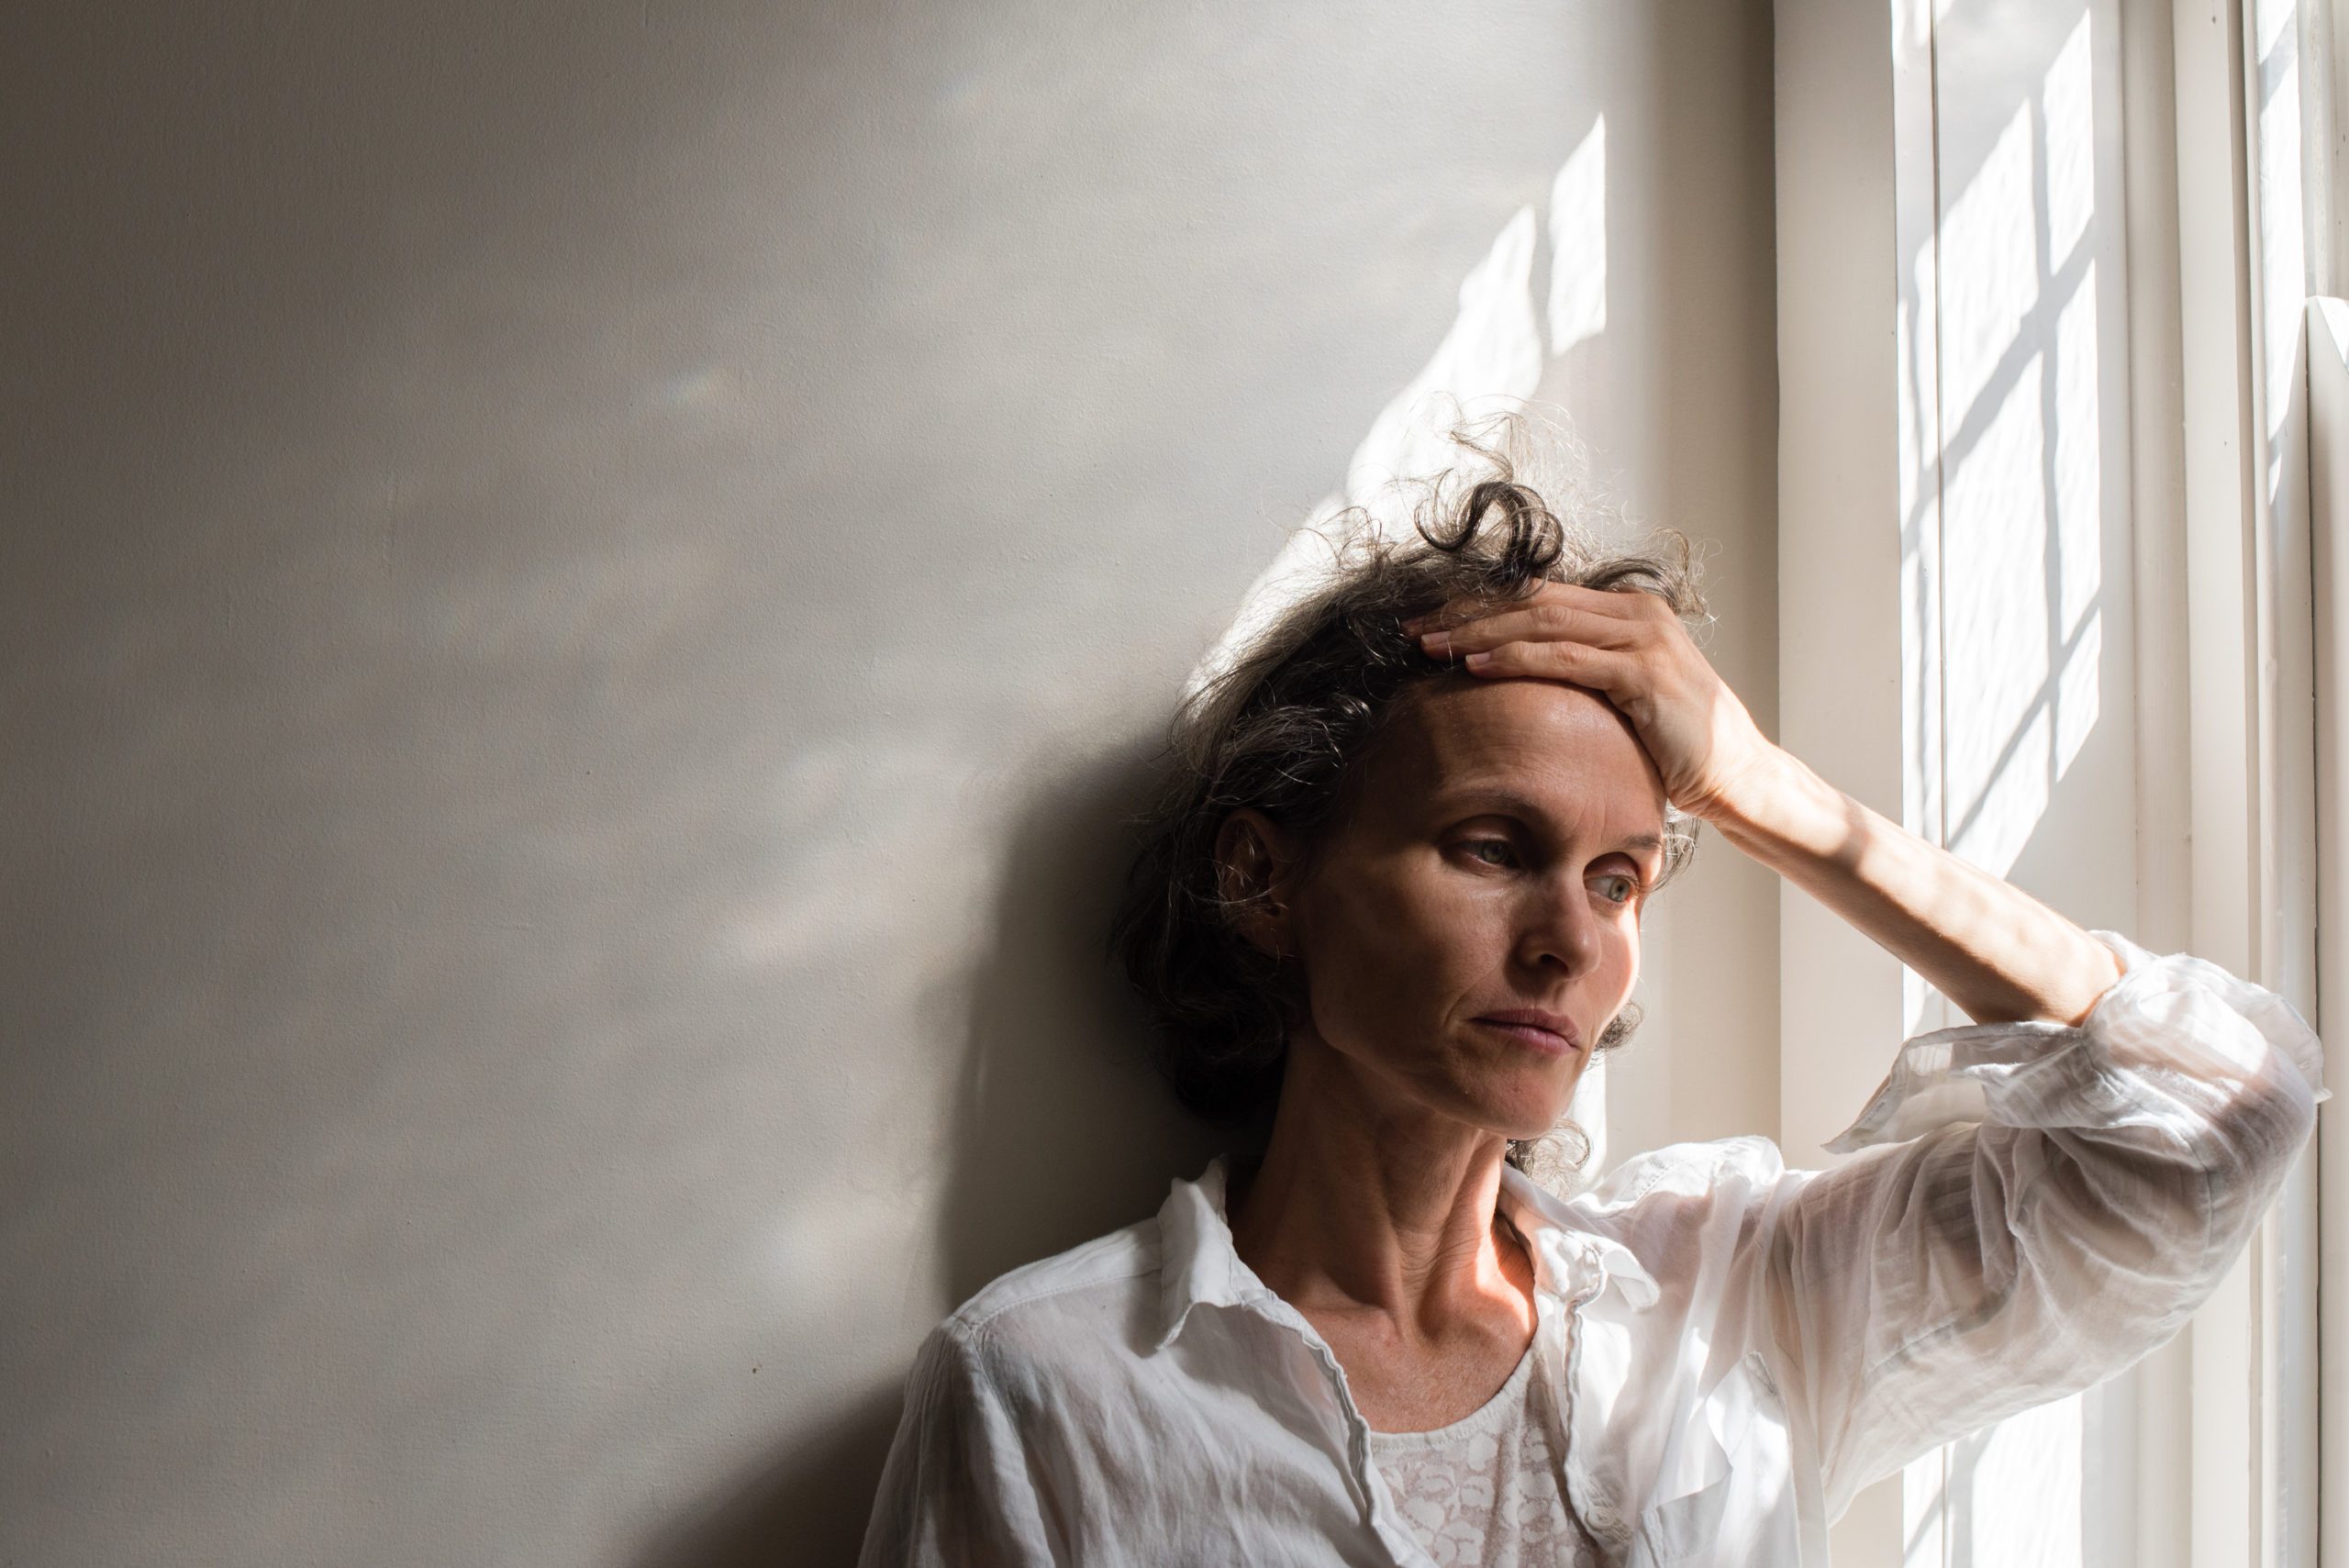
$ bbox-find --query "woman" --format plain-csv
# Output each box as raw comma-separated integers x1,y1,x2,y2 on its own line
856,444,2327,1566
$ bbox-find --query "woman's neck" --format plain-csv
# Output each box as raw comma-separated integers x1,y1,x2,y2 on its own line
1224,1039,1534,1344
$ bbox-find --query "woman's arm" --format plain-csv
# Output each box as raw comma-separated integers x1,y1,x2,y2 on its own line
1698,742,2121,1025
1676,727,2321,1511
1739,929,2322,1512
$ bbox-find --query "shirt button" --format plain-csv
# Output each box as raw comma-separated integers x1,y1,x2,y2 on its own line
1586,1498,1621,1533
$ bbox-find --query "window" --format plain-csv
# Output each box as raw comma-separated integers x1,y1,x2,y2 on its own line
1778,0,2341,1560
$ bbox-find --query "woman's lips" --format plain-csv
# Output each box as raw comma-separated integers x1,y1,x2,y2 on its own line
1473,1018,1579,1057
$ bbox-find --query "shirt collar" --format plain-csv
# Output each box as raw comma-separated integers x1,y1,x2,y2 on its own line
1150,1151,1659,1354
1499,1159,1661,1309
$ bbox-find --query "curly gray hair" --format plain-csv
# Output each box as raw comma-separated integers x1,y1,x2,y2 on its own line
1107,426,1709,1181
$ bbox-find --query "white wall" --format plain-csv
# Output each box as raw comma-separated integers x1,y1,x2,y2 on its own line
0,5,1777,1564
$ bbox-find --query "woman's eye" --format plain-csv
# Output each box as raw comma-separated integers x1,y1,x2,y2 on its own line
1593,873,1638,906
1464,840,1517,868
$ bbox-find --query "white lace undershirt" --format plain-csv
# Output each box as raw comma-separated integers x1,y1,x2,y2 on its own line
1364,1254,1609,1567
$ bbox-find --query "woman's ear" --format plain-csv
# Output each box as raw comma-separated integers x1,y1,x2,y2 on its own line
1212,807,1298,959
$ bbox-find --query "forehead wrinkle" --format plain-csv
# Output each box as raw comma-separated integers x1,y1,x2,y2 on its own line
1424,706,1659,824
1359,674,1664,845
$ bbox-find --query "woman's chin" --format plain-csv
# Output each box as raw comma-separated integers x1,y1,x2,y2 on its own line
1471,1090,1583,1145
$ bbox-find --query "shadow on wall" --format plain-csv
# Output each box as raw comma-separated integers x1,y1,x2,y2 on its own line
632,738,1225,1568
935,740,1230,1311
632,96,1630,1568
633,54,1631,1565
630,1378,905,1568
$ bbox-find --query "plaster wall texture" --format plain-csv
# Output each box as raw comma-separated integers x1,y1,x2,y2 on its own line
0,4,1776,1563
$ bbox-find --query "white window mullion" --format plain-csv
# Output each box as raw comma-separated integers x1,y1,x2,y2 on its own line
2246,0,2325,1556
2172,0,2274,1559
2171,0,2332,1557
2310,293,2349,1568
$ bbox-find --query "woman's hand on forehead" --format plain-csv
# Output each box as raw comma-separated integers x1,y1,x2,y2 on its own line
1401,583,1777,824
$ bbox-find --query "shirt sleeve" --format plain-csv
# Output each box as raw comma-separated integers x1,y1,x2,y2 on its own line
857,1318,1060,1568
1745,929,2327,1520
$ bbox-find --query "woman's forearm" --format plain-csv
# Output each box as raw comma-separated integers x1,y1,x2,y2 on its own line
1699,744,2124,1027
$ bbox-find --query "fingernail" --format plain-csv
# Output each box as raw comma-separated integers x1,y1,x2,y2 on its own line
1419,630,1452,657
1464,651,1492,670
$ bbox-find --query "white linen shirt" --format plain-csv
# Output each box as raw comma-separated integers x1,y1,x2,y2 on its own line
857,931,2327,1566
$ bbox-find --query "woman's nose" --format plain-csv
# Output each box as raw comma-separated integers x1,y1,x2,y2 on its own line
1519,882,1603,976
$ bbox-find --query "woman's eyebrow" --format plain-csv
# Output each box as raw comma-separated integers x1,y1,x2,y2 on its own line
1435,787,1664,852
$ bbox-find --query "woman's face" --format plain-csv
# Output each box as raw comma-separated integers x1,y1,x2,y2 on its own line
1248,675,1669,1142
